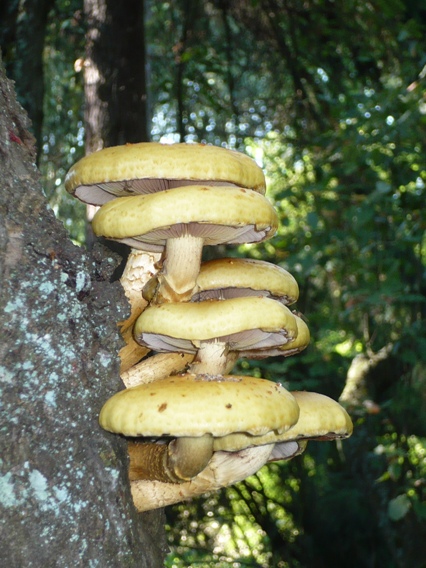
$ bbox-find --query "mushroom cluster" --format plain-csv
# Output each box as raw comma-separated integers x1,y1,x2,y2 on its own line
66,142,353,512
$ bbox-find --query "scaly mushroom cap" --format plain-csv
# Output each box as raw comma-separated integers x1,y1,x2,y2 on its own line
192,257,299,305
65,142,266,205
213,390,353,451
91,185,278,251
240,314,310,359
133,296,298,353
99,373,300,438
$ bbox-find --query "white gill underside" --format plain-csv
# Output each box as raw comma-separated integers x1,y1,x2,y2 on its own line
191,287,292,304
138,328,293,354
115,222,271,252
77,179,238,205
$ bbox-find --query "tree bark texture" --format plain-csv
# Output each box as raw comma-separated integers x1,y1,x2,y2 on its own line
0,59,166,567
0,0,55,160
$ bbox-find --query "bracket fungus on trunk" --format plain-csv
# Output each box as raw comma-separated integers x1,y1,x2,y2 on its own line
92,185,278,303
63,140,353,513
64,142,266,205
192,257,300,305
133,296,298,374
65,142,268,364
213,390,353,452
99,374,299,484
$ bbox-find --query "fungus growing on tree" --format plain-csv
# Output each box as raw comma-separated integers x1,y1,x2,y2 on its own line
65,142,268,367
99,374,299,483
64,141,353,514
133,296,298,374
192,257,299,305
213,390,353,452
64,142,266,205
121,392,352,512
92,185,278,303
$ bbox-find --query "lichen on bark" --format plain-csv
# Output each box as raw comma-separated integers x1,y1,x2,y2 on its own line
0,55,166,567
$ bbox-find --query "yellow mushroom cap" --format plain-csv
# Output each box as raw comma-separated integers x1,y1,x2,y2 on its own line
65,142,266,204
99,373,300,438
213,390,353,451
192,257,299,305
91,185,278,252
133,296,298,353
284,391,353,440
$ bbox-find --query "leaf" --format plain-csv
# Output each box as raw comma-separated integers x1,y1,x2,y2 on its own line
412,499,426,521
388,494,411,521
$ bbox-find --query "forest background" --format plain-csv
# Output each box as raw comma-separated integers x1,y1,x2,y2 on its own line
1,1,425,567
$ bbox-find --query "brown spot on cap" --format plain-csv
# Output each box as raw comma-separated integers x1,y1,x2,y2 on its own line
158,403,167,412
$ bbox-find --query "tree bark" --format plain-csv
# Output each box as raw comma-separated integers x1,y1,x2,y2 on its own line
0,57,166,567
82,0,150,247
0,0,55,161
83,0,149,152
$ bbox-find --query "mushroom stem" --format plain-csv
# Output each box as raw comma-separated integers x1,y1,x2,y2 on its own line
189,341,238,375
121,352,194,388
120,249,160,320
154,234,204,303
168,435,214,480
128,441,172,483
128,435,214,483
118,248,161,373
130,443,274,512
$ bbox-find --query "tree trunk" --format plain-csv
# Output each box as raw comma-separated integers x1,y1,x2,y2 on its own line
83,0,149,247
0,57,166,567
0,0,55,161
83,0,149,152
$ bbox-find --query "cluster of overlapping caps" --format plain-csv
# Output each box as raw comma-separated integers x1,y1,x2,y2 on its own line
65,143,353,512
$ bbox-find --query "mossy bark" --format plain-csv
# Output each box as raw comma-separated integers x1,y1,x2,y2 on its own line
0,57,167,567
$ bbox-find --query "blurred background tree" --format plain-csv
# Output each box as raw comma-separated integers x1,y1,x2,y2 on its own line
1,0,425,566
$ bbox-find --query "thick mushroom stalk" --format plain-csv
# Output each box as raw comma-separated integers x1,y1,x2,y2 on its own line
189,341,238,375
118,248,161,372
130,443,275,512
121,351,194,388
128,435,214,483
121,348,236,389
152,233,204,303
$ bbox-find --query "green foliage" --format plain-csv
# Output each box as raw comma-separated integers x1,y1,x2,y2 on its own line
161,2,426,566
19,0,426,564
40,0,86,244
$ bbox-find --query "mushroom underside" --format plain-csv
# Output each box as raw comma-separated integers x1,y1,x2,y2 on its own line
130,444,275,512
112,221,274,252
139,330,294,353
76,178,241,203
191,287,296,303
